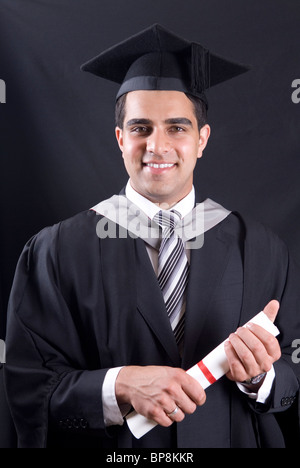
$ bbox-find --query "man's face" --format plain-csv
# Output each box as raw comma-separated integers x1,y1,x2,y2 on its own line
115,90,210,207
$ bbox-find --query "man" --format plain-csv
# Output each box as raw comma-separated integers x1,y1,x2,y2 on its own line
4,24,300,448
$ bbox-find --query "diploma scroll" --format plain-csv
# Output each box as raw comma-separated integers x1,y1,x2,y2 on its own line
126,311,280,439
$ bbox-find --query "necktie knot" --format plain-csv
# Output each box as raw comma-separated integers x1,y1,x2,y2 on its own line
153,210,181,231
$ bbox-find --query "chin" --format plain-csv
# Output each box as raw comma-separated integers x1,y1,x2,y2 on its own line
148,193,177,207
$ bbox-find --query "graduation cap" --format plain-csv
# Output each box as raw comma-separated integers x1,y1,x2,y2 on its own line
81,24,249,107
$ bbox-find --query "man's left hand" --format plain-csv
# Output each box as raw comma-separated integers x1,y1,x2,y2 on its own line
224,300,281,383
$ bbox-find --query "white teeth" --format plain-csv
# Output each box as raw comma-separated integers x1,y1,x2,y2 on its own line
145,163,174,168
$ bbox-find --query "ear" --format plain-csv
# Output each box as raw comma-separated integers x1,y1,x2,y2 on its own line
197,124,211,159
115,127,124,152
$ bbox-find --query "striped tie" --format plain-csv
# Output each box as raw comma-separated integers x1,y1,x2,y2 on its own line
153,210,190,350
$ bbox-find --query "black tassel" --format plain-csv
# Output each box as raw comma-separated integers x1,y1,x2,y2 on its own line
191,42,210,95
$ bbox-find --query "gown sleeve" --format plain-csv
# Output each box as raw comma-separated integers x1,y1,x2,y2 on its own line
242,219,300,435
271,249,300,412
4,221,110,448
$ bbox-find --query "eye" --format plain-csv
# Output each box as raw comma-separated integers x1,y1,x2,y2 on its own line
130,126,151,135
168,126,185,133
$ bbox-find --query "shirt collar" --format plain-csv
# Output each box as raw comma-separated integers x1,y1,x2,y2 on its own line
125,180,195,220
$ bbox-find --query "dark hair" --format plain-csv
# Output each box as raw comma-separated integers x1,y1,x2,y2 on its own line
115,93,127,129
185,93,208,130
115,92,208,130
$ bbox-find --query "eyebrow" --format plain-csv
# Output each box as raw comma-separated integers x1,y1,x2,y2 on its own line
165,118,193,127
126,118,193,128
126,119,152,127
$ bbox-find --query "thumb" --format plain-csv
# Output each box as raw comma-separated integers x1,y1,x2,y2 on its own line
263,300,280,323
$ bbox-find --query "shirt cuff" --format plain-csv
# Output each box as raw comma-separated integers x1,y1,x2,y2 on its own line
102,366,129,427
236,366,275,403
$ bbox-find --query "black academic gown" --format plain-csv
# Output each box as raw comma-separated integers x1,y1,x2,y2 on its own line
3,196,300,448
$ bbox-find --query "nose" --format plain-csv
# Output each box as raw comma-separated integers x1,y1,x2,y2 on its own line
146,129,171,156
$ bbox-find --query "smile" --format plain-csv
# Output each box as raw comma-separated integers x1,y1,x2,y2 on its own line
144,163,175,169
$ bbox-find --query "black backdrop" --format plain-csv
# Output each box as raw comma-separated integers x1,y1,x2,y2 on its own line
0,0,300,448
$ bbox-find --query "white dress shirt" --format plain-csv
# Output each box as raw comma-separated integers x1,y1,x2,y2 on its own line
101,180,275,426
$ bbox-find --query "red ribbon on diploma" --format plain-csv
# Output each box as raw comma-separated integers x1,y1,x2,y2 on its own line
197,360,217,385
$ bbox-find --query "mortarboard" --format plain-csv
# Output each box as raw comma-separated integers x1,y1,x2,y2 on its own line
81,24,249,106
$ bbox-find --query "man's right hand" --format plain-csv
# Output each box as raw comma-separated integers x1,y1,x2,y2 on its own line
115,365,206,426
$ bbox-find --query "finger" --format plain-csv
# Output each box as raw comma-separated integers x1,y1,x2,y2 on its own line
152,369,204,421
173,392,197,416
165,405,185,423
235,326,274,372
263,300,280,323
245,323,281,363
224,340,249,382
152,397,194,426
165,370,205,414
181,373,206,408
148,406,177,427
228,332,261,377
143,394,183,427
